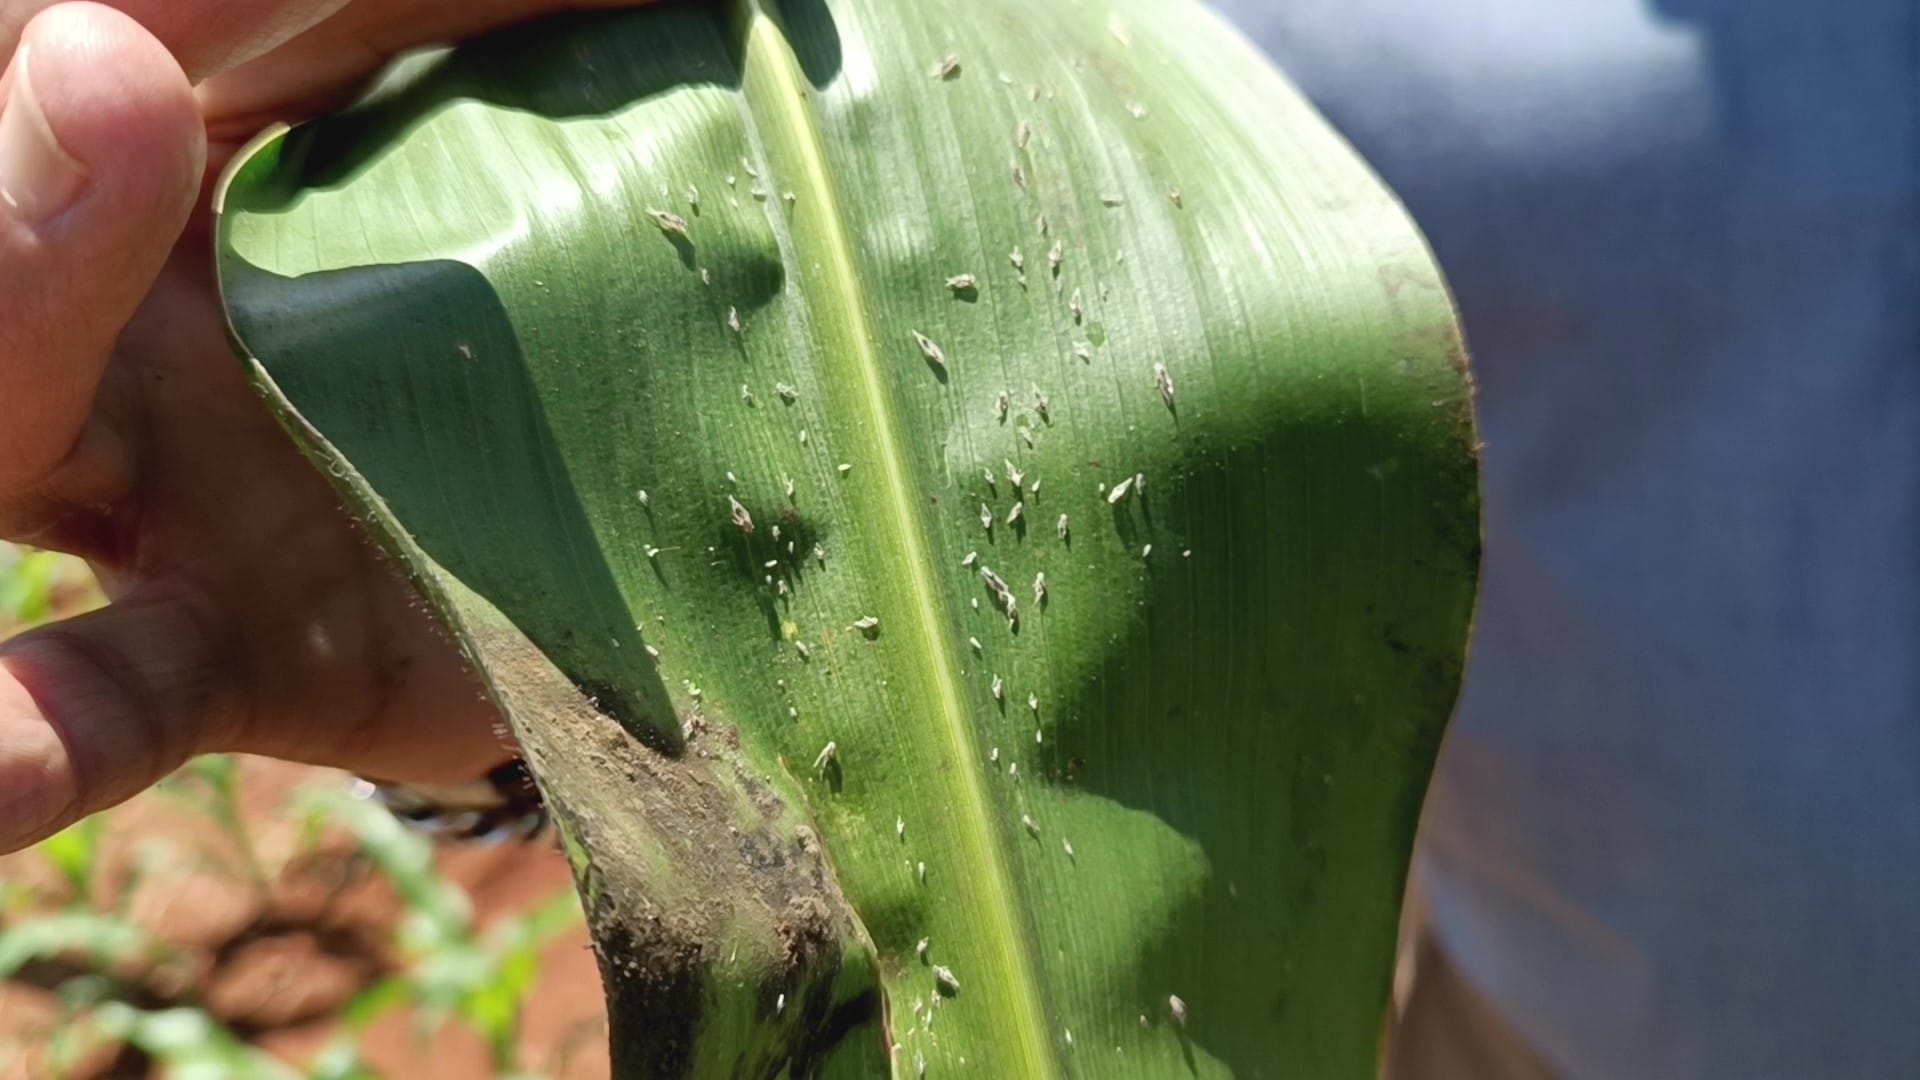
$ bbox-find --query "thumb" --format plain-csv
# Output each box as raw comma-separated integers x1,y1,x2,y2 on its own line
0,2,203,495
0,586,240,851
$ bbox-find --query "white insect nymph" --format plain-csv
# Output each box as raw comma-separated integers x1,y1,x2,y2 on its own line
913,330,946,368
646,208,690,236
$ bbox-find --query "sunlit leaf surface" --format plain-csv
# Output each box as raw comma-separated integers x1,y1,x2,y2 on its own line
216,1,1479,1074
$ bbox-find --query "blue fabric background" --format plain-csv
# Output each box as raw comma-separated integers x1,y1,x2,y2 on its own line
1212,2,1920,1076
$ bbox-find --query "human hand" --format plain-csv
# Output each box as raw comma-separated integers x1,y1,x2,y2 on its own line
0,0,629,853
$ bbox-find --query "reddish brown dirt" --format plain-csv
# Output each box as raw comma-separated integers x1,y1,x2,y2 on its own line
0,757,611,1080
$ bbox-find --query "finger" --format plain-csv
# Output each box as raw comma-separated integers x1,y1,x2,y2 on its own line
0,3,202,499
0,585,241,852
0,556,520,854
0,0,351,81
1,0,636,136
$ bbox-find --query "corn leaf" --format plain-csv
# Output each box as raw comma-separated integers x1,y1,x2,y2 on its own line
214,0,1479,1075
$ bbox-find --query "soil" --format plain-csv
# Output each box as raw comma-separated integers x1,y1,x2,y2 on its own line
0,756,611,1080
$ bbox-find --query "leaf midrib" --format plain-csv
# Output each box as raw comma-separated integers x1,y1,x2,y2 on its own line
736,4,1057,1074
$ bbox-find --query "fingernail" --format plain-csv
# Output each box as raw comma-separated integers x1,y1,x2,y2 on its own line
0,47,87,223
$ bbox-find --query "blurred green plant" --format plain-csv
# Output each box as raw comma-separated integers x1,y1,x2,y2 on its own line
31,816,107,906
0,543,100,631
0,544,68,627
50,996,303,1080
1,788,583,1078
157,754,272,892
296,789,585,1076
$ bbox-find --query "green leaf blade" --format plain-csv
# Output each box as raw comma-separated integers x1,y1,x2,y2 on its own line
216,1,1479,1075
734,8,1062,1075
